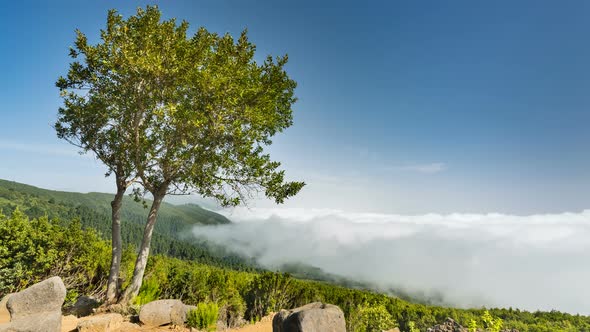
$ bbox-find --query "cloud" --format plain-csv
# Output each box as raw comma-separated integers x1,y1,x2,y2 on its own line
192,208,590,314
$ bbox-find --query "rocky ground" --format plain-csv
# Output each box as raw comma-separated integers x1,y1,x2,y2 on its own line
2,309,274,332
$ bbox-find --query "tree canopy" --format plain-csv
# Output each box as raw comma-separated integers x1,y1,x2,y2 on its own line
56,5,304,302
56,5,304,205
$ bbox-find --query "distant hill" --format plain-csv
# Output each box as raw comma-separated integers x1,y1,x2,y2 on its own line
0,179,229,228
0,179,256,270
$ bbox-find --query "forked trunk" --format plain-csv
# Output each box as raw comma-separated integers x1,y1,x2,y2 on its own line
119,192,165,304
106,179,126,303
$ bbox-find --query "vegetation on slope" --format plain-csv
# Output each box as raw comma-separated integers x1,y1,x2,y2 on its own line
0,179,256,271
1,207,589,331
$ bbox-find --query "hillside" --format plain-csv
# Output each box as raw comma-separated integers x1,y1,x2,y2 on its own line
0,179,229,227
0,179,255,270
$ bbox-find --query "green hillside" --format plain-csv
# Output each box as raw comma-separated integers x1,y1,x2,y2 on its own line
0,179,229,227
0,179,255,270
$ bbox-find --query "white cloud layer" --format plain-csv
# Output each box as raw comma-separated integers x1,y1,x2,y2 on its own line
192,208,590,314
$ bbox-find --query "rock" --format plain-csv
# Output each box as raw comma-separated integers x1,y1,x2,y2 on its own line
384,329,401,332
170,303,187,326
6,276,66,321
272,302,346,332
0,277,66,332
427,318,468,332
139,299,187,326
66,296,100,317
77,313,123,332
0,311,62,332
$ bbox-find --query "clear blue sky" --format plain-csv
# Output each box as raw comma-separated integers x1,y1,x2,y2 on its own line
1,0,589,214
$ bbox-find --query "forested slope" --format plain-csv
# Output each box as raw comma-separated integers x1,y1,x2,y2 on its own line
0,179,255,270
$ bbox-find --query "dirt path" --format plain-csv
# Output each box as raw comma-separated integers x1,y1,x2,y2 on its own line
225,314,273,332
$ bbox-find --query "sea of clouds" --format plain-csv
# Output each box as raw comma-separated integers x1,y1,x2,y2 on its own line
191,208,590,314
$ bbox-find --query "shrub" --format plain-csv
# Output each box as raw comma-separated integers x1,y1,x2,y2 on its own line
134,278,160,306
482,310,503,332
349,303,397,332
187,302,219,330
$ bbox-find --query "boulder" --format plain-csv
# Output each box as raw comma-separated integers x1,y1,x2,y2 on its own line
6,276,66,321
139,299,187,326
0,277,66,332
77,313,123,332
0,311,62,332
66,296,100,317
272,302,346,332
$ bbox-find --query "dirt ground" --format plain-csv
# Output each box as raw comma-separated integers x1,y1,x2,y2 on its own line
225,314,273,332
2,310,274,332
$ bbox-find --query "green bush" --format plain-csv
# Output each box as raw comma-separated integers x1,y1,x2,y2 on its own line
0,210,110,296
349,303,397,332
482,310,503,332
134,278,160,306
187,302,219,330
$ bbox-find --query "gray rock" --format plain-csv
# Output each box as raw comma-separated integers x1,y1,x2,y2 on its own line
0,277,66,332
0,311,62,332
7,276,66,321
139,299,186,326
272,302,346,332
77,313,123,332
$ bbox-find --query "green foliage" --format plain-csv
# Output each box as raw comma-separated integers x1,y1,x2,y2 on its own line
187,302,219,330
468,319,478,332
134,278,160,306
0,210,111,296
408,321,420,332
65,289,81,307
0,179,257,272
349,303,397,332
218,281,247,328
245,272,296,320
482,310,503,332
56,5,304,207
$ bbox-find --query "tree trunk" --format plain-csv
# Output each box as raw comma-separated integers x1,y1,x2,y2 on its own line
119,192,165,304
106,179,126,304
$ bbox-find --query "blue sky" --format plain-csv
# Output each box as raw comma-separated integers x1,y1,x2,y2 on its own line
0,0,589,214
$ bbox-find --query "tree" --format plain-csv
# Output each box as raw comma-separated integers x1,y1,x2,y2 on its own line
57,5,304,304
55,28,139,303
